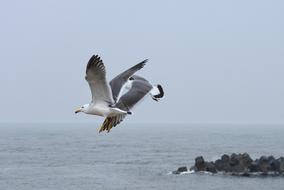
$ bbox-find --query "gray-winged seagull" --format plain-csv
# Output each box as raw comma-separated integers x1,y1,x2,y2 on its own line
75,55,164,133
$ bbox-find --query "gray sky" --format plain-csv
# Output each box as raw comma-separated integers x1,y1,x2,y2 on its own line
0,0,283,124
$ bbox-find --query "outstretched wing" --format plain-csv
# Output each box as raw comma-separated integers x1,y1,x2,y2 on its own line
99,75,153,133
110,59,147,102
115,75,153,110
85,55,114,105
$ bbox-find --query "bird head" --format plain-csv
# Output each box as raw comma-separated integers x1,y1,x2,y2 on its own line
75,104,89,114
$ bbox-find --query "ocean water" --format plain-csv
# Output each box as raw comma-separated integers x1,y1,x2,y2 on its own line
0,123,283,190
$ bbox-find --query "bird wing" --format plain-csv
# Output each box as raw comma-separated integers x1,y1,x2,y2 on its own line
85,55,114,105
115,75,153,110
109,59,147,102
99,75,153,133
99,114,127,133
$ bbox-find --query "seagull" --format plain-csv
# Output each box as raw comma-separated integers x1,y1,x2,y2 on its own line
75,55,164,133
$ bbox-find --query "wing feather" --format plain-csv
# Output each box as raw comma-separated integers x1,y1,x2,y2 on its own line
99,114,127,133
85,55,114,104
110,59,147,102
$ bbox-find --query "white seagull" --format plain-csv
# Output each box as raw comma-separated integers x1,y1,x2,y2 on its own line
75,55,164,133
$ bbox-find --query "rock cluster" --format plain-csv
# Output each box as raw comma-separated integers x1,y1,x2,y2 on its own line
173,153,284,176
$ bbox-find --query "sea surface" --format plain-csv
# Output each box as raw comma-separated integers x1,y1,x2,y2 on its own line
0,123,283,190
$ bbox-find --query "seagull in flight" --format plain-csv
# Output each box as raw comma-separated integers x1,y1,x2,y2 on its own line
75,55,164,133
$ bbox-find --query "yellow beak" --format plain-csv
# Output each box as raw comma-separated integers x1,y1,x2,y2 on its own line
75,108,81,114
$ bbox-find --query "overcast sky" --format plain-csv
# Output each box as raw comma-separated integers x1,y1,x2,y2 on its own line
0,0,283,124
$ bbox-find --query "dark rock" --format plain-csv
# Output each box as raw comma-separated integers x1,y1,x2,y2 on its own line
205,162,217,173
215,155,231,172
173,166,188,174
194,156,217,173
177,166,188,172
268,155,275,163
270,159,280,171
185,153,284,177
229,153,240,167
231,163,245,173
221,154,230,163
230,153,253,173
278,157,284,173
222,164,231,172
214,159,223,171
240,153,253,168
258,156,270,173
259,156,269,162
249,161,258,172
268,156,279,171
195,156,205,171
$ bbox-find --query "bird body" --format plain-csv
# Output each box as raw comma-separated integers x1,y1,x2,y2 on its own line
75,55,164,132
78,103,128,117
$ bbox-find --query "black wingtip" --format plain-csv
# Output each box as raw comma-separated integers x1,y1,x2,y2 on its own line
86,54,100,72
153,84,164,99
141,59,148,64
137,59,148,68
86,54,105,75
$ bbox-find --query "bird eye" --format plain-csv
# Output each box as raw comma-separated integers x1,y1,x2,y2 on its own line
129,77,134,80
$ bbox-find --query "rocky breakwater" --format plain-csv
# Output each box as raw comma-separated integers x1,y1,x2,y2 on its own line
173,153,284,176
